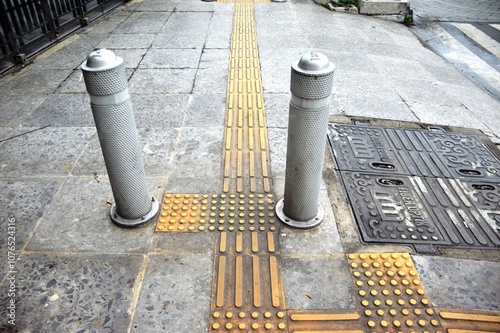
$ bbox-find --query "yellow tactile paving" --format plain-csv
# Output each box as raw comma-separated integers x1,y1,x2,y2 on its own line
287,310,364,332
156,193,213,232
156,193,277,232
347,253,444,332
437,309,500,332
222,2,272,194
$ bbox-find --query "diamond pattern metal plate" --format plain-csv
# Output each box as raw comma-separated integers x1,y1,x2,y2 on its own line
328,123,500,253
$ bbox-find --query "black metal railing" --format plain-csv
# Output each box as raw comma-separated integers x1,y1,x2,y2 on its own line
0,0,123,71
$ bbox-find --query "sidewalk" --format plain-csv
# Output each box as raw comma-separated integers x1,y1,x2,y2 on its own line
0,0,499,332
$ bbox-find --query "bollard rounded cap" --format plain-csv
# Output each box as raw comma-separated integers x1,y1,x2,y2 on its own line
293,50,335,76
81,49,123,71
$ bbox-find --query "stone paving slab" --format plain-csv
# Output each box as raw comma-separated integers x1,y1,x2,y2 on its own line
413,256,500,311
0,253,143,332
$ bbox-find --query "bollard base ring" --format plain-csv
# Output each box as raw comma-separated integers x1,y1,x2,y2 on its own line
110,197,160,227
275,199,324,229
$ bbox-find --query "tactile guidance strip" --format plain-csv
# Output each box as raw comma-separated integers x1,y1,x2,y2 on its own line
328,123,500,181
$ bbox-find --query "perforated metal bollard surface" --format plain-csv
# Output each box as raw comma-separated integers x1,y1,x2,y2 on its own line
81,49,158,227
276,51,335,229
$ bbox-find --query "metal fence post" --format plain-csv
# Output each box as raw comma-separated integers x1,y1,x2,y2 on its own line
81,49,159,227
276,51,335,229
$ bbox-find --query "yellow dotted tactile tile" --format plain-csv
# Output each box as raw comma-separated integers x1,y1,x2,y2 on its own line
156,194,212,232
347,253,444,332
210,310,287,331
436,308,500,332
156,193,277,232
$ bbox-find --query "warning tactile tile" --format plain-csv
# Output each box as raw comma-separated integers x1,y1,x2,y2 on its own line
156,193,278,232
156,193,213,232
436,308,500,332
347,253,444,332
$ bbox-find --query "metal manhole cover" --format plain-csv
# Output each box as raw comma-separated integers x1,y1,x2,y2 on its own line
328,123,500,254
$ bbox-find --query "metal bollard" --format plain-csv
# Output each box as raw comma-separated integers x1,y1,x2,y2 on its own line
276,51,335,229
81,49,159,227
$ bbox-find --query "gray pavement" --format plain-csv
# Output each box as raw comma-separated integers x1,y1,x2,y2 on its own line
410,0,500,23
0,0,499,332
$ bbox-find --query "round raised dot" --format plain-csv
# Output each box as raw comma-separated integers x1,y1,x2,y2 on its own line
421,298,429,305
278,323,286,330
376,271,384,277
369,253,378,260
168,226,174,230
409,270,417,276
368,320,376,328
361,300,369,307
394,262,403,268
365,310,372,316
406,261,413,267
431,319,439,326
277,311,285,318
382,289,389,296
178,226,185,231
409,299,417,305
359,290,366,297
348,254,356,259
367,280,375,286
225,323,233,329
362,262,369,268
264,312,272,318
406,320,413,327
351,263,358,268
374,300,381,306
402,309,410,316
398,299,405,306
391,253,399,259
381,253,389,259
209,226,215,231
393,320,401,327
391,279,398,286
386,300,393,306
188,226,195,231
353,272,361,278
384,262,392,268
356,281,363,287
251,312,258,318
381,320,388,327
389,309,397,316
212,323,220,329
158,225,164,230
387,270,395,277
365,271,372,277
226,312,233,318
359,254,367,259
417,288,425,295
398,270,406,277
394,289,401,295
265,323,272,330
379,280,386,286
239,312,246,318
251,323,259,330
377,309,384,316
405,289,413,295
238,323,246,330
426,309,434,315
371,290,378,296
